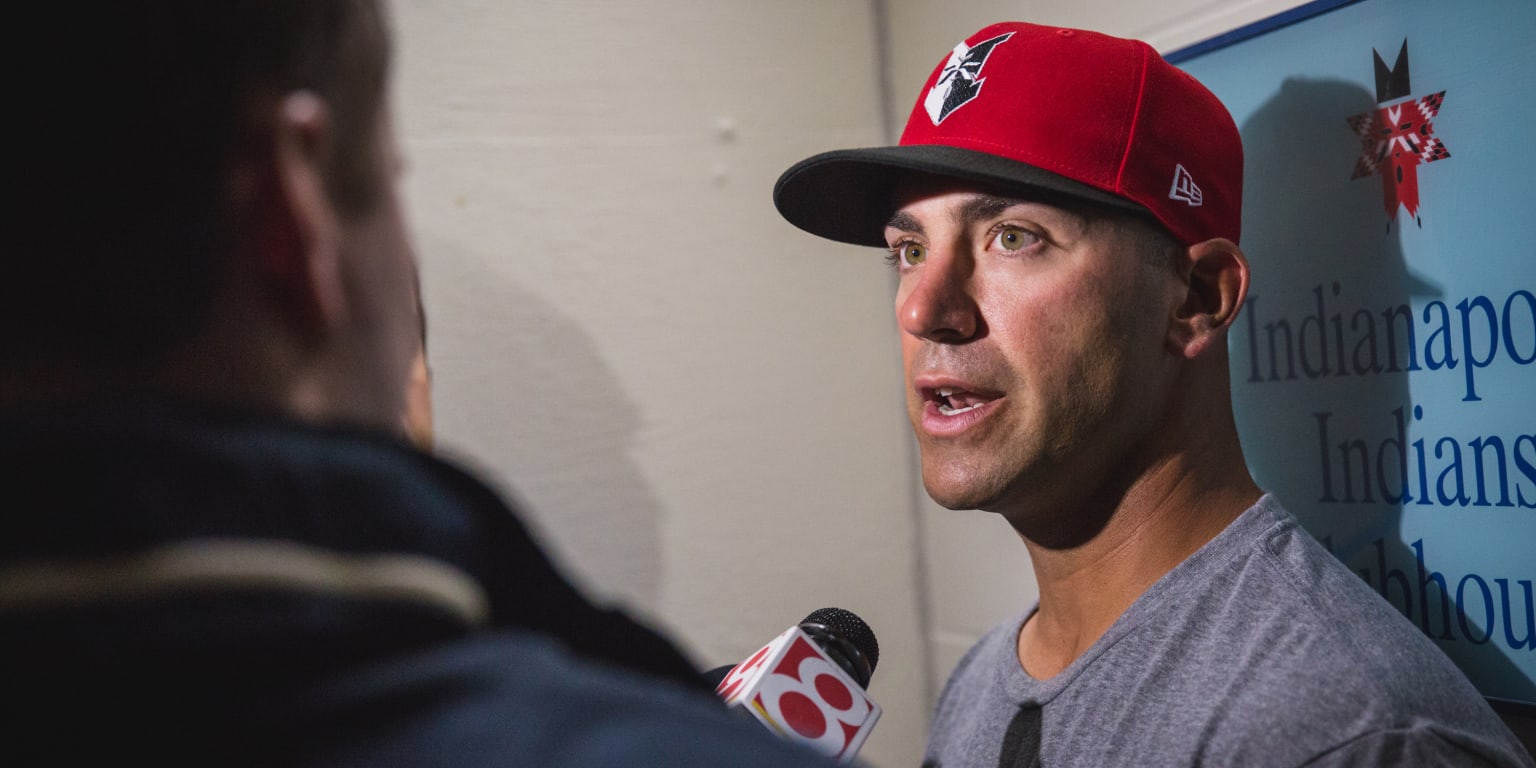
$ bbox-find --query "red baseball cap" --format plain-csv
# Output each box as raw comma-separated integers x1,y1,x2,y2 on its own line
773,22,1243,247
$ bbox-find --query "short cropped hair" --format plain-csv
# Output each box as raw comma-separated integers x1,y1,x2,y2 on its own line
1119,214,1186,274
7,0,388,364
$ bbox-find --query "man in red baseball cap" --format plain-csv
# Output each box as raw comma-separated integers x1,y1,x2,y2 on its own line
776,21,1532,767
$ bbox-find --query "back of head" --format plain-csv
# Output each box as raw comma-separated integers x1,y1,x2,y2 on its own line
7,0,387,375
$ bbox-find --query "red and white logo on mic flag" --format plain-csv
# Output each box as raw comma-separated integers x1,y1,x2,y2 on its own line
716,626,881,762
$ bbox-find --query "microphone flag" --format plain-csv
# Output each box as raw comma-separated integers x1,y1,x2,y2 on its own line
714,625,881,762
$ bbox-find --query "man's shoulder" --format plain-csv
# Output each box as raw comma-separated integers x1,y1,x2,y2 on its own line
2,406,838,766
1203,497,1471,689
1109,495,1529,764
1170,496,1453,670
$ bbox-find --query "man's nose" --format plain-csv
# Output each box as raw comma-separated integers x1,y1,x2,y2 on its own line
896,247,979,342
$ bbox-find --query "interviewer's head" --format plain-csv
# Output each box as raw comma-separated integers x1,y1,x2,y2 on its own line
7,0,418,434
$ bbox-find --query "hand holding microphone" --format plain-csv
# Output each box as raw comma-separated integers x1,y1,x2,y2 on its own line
712,608,881,763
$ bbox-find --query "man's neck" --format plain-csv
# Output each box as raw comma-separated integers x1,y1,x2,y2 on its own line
3,330,331,429
1013,456,1260,680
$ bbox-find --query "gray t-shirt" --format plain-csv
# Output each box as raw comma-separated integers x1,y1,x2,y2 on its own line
923,495,1534,767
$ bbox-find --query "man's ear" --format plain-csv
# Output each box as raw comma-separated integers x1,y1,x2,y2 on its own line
253,91,343,340
1167,237,1250,359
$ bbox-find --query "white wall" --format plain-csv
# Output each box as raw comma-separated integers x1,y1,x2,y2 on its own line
390,2,926,763
391,2,1305,765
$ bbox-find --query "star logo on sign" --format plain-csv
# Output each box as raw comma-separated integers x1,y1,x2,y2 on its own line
1347,40,1450,228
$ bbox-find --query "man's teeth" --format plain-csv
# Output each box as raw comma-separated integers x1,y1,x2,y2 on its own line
935,387,982,416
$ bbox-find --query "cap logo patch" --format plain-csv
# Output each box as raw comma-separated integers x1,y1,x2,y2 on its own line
923,32,1014,125
1168,164,1203,207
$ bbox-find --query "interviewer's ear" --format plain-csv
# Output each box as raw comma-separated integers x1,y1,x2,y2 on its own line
1168,237,1249,359
255,91,344,339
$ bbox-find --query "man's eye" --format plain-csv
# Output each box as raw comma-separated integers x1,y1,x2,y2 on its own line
889,242,926,267
994,226,1037,251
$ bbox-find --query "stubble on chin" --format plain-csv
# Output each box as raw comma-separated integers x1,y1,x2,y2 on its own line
917,443,1012,511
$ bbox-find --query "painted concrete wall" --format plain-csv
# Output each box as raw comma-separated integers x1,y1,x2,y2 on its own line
390,2,1304,765
390,3,927,763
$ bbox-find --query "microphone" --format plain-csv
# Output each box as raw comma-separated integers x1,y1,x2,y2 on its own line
712,608,881,763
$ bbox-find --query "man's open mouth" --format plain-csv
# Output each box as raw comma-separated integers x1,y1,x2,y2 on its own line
933,386,992,416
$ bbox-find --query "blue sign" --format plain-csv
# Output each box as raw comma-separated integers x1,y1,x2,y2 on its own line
1174,0,1535,705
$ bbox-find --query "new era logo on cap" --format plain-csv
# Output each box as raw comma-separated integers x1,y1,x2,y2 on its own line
1169,164,1203,207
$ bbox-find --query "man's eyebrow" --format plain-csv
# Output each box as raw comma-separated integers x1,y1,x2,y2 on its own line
957,194,1028,225
885,210,923,235
886,194,1037,236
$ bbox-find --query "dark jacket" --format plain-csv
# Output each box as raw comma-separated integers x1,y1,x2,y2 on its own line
0,403,831,767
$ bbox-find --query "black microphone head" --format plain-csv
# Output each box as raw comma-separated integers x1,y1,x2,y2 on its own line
801,607,879,687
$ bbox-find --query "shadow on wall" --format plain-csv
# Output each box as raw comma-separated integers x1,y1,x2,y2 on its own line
420,233,666,614
1233,77,1528,699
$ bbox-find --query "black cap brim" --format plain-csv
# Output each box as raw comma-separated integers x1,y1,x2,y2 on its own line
773,144,1149,248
